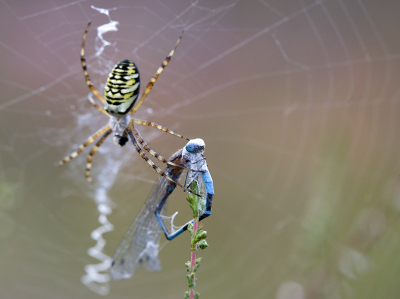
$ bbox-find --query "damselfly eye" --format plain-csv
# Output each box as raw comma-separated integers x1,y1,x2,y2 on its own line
186,143,195,152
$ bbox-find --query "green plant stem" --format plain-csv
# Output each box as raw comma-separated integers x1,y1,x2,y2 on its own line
185,181,205,299
189,217,199,299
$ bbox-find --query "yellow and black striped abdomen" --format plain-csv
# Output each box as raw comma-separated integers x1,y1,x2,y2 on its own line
104,59,140,117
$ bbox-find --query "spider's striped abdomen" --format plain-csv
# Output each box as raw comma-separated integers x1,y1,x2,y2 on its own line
104,59,140,117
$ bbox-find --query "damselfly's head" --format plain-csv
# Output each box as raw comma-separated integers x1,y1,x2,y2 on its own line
182,138,206,172
185,138,205,154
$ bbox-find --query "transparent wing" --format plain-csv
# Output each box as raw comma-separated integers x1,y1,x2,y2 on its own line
110,176,170,280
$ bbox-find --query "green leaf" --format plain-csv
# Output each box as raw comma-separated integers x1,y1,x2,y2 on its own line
198,239,209,250
187,273,196,288
195,257,202,264
187,222,194,235
193,292,200,299
184,291,190,299
186,181,202,217
193,262,201,273
193,230,207,244
185,261,191,272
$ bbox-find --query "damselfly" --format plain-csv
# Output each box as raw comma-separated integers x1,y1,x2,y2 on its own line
110,138,214,280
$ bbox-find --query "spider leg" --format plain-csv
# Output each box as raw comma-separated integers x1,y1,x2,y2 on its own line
132,119,189,140
85,128,112,182
129,124,200,172
130,30,184,115
81,22,107,106
127,129,199,196
58,124,111,165
88,93,109,116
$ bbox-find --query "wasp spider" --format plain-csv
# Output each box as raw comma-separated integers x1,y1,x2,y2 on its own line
58,22,198,193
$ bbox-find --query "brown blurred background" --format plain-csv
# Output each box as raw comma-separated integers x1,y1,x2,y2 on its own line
1,0,400,298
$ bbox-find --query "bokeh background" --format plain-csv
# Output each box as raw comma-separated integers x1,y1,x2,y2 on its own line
1,0,400,298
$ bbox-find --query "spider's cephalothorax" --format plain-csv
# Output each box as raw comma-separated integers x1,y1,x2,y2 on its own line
104,59,140,117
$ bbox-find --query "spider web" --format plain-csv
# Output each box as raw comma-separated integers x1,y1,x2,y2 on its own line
1,0,400,298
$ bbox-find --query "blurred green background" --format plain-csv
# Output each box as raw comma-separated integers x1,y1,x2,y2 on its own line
1,0,400,298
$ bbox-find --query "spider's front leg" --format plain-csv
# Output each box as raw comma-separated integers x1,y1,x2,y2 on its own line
127,129,199,195
129,124,201,173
